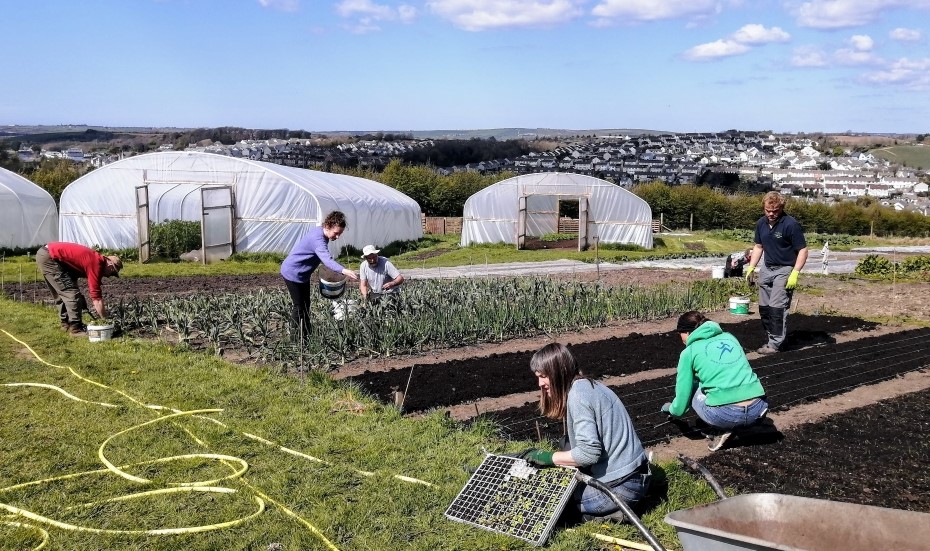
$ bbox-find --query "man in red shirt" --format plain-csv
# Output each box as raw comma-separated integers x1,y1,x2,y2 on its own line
35,242,123,336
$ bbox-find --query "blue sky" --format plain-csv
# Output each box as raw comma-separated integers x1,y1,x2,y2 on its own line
2,1,928,133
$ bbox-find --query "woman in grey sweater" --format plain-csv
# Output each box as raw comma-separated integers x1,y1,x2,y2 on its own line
522,343,651,521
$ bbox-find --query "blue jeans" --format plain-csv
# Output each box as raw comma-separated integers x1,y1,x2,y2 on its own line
691,387,768,430
576,462,651,515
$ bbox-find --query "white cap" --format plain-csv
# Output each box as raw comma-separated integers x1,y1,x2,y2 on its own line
361,245,380,258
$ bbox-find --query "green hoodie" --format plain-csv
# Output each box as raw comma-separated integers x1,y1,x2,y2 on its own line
670,321,765,417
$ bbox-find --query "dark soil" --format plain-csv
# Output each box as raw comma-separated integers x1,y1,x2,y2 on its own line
346,314,879,412
700,386,930,511
478,327,930,445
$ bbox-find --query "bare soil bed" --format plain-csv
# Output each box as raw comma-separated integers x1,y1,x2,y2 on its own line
9,268,930,512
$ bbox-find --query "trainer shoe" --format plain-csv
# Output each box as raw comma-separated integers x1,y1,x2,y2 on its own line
756,344,779,355
68,324,88,337
707,431,733,451
582,510,627,524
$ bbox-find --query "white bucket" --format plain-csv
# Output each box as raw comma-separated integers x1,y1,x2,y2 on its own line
332,299,358,321
728,297,750,315
87,324,115,342
711,266,725,279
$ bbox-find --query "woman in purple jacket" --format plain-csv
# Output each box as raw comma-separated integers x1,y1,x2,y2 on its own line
280,211,359,334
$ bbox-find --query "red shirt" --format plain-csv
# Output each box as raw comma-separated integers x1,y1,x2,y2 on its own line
47,242,108,300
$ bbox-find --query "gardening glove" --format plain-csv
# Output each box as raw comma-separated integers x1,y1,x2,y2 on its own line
744,266,758,286
519,448,555,467
785,269,800,290
660,402,672,415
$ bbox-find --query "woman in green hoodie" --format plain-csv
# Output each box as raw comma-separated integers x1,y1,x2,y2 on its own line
661,311,768,451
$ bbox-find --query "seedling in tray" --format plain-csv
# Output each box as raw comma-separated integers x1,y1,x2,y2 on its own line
445,454,577,546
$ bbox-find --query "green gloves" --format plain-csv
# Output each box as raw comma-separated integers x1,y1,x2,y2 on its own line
520,448,555,467
744,266,757,285
786,269,800,290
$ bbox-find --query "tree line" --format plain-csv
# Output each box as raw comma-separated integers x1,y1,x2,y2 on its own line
632,181,930,237
4,147,930,237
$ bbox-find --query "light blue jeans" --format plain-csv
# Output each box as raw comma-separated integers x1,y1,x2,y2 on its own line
691,387,768,430
576,461,651,515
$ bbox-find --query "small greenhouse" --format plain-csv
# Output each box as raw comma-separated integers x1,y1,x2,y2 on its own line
460,172,653,249
0,167,58,249
59,151,422,262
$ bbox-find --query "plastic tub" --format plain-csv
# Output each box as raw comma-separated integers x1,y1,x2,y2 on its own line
665,493,930,551
712,266,725,279
728,297,750,315
87,324,115,342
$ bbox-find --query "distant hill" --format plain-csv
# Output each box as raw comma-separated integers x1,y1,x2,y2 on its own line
322,128,667,140
1,125,666,142
870,145,930,171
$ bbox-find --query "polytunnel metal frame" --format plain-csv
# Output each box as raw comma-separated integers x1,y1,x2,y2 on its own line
134,169,237,264
517,193,590,251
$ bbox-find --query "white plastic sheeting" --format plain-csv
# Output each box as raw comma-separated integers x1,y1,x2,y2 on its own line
460,172,653,248
0,167,58,248
59,151,422,253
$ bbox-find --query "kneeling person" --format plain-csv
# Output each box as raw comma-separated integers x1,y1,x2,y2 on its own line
662,311,768,451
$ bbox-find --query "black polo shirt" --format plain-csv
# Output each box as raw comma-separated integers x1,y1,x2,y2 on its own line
754,214,806,267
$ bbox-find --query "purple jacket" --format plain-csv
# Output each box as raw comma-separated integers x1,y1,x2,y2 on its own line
280,226,345,283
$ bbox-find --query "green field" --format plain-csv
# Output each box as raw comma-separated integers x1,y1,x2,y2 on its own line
869,145,930,170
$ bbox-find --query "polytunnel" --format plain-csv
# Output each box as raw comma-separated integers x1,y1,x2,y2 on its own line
0,166,58,249
460,172,653,250
59,151,422,261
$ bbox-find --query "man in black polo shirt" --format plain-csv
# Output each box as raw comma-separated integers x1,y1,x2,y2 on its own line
744,192,809,354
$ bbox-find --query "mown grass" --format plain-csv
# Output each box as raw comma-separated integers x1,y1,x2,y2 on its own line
1,299,722,550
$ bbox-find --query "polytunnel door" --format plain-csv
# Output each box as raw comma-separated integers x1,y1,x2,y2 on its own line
200,186,235,264
517,195,527,250
578,197,589,251
135,185,151,263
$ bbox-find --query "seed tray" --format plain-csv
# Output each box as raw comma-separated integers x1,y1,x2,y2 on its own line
445,454,578,546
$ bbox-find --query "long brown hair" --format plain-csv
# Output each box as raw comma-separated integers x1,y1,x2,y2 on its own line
531,343,590,420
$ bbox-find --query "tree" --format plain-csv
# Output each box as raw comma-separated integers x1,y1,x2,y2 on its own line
25,158,83,202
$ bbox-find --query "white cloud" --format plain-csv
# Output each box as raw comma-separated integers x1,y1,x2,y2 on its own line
731,24,790,45
790,45,828,67
427,0,584,31
683,23,788,61
862,57,930,89
890,27,922,41
793,0,930,30
683,39,750,61
834,48,881,65
257,0,300,12
590,0,721,22
336,0,418,33
848,34,873,51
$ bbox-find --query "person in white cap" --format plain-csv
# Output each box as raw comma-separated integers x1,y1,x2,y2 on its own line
359,245,404,301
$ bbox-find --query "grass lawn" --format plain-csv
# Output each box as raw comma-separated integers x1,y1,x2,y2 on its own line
0,299,718,550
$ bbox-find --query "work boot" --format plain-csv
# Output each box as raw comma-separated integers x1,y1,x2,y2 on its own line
68,323,88,337
582,509,627,524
